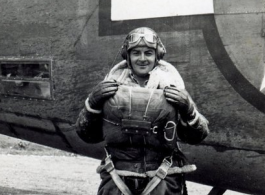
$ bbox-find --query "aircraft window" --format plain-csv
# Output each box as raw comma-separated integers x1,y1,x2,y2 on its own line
0,60,52,100
0,63,49,79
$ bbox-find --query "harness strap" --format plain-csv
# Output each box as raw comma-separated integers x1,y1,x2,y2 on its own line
127,87,155,120
140,157,172,195
100,149,191,195
101,154,177,195
128,87,132,118
97,164,196,177
143,89,155,120
104,155,133,195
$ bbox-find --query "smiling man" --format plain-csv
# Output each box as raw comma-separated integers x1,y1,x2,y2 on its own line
129,46,156,86
76,27,209,195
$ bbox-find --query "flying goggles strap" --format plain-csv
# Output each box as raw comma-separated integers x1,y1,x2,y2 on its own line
103,148,173,195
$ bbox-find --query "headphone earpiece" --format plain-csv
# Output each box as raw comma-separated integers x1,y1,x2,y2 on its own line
121,45,128,60
156,38,166,60
121,36,129,60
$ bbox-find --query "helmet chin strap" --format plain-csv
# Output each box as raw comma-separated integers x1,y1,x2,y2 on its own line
155,50,159,65
126,53,132,69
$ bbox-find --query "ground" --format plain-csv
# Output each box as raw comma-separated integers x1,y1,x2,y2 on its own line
0,134,249,195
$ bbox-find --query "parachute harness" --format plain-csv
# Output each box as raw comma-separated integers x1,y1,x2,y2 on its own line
97,148,195,195
100,87,195,194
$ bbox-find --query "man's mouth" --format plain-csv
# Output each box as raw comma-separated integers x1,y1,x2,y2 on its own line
138,65,148,69
137,64,148,66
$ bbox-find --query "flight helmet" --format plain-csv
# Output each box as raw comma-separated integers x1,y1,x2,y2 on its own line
121,27,166,61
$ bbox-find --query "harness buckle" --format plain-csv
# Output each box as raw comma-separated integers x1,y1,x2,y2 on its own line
105,160,115,172
155,156,172,179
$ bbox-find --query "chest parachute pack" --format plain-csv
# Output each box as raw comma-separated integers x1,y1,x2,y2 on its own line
102,85,179,147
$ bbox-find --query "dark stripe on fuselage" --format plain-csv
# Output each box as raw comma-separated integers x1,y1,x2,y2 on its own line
98,0,265,114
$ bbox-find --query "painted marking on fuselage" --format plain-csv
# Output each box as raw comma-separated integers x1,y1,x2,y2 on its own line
99,1,265,114
111,0,214,21
261,75,265,92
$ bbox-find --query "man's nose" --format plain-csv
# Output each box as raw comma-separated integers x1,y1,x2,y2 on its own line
139,53,146,61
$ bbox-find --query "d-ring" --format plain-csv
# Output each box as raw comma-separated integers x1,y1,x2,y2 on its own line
164,121,176,141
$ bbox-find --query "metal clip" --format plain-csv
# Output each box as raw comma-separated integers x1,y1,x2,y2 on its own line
164,121,176,141
152,126,158,134
164,156,173,166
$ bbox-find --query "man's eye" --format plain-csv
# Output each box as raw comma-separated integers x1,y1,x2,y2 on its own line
131,51,140,55
145,52,153,56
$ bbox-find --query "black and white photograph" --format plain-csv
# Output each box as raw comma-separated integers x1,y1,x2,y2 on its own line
0,0,264,194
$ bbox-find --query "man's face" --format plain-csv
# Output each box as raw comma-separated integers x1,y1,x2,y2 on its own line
129,46,156,78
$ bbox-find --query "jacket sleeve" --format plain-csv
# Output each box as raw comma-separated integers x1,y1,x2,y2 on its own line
76,107,104,143
177,109,209,145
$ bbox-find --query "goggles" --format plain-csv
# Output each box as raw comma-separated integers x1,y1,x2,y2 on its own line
128,33,157,44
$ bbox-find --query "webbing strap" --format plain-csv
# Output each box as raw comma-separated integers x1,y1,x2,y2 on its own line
105,155,133,195
97,164,197,176
102,151,173,195
140,157,172,195
127,87,155,120
128,87,132,118
143,89,155,120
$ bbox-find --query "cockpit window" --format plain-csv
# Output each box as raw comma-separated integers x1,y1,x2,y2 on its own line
0,60,52,100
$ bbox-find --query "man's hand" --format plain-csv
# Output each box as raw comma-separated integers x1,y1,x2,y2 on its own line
164,85,195,120
89,80,119,110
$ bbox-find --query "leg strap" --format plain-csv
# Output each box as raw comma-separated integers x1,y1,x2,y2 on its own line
140,157,172,195
105,155,133,195
102,153,173,195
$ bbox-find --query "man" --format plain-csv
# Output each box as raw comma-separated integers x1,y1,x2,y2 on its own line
76,27,209,195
